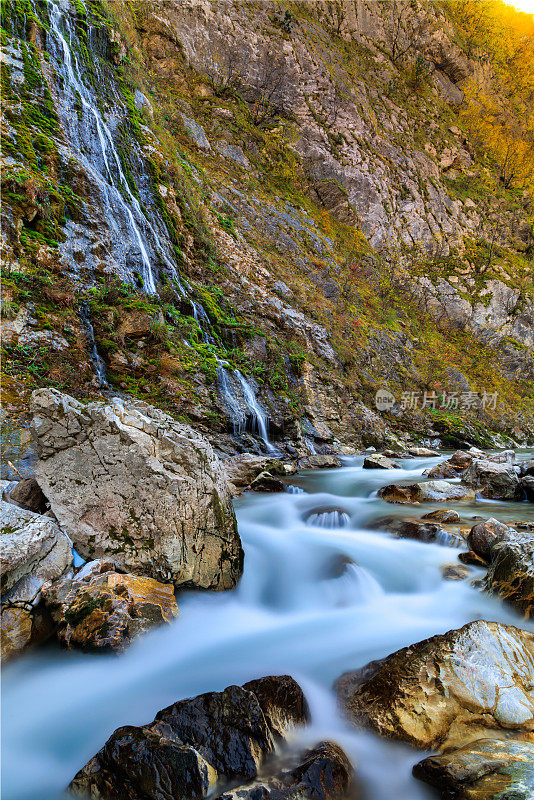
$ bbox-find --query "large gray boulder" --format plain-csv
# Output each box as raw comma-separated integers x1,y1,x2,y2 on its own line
462,458,521,500
30,389,243,590
335,621,534,751
485,531,534,617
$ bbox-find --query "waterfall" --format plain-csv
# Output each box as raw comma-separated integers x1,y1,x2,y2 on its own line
235,370,275,451
78,302,109,389
45,0,182,292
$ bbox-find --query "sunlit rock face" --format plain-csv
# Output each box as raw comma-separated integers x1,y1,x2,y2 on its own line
335,621,534,751
30,388,243,590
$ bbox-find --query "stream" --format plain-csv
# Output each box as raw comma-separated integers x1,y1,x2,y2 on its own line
2,453,534,799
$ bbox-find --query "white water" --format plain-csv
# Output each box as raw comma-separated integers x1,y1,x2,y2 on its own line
235,369,275,451
3,455,533,800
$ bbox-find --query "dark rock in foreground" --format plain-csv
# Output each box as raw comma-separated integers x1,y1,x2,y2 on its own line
335,621,534,751
413,738,534,799
485,531,534,618
69,676,311,799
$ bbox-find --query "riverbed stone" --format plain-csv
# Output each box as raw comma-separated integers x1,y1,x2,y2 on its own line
30,389,243,590
363,454,400,469
413,738,534,799
335,621,534,751
250,471,286,492
43,563,178,652
467,518,511,561
5,477,49,513
522,475,534,501
377,480,475,504
462,458,521,500
69,676,310,800
368,516,462,546
224,455,285,495
485,531,534,617
422,509,461,523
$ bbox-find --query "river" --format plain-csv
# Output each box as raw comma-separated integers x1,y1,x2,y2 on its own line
2,453,534,799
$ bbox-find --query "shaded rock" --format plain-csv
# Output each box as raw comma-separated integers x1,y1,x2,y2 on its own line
459,550,488,568
70,676,310,800
217,741,354,800
335,621,534,751
449,450,477,470
250,471,286,493
426,461,459,479
0,605,33,660
43,565,178,652
413,738,534,800
467,518,511,561
422,509,461,523
462,459,521,500
485,532,534,617
520,460,534,478
523,475,534,501
6,477,48,514
377,480,475,504
30,389,242,590
363,454,400,469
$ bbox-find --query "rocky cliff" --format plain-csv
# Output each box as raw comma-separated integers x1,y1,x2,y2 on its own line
2,0,533,459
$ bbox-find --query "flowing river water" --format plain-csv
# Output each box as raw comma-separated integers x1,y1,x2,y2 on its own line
3,453,534,799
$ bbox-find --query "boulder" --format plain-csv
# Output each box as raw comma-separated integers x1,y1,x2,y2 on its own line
335,621,534,751
407,447,440,457
69,676,310,800
224,455,285,495
43,562,178,652
5,477,49,514
377,480,475,504
467,518,511,561
299,455,342,469
413,738,534,800
217,741,354,800
30,389,242,590
0,606,34,660
485,532,534,617
520,460,534,478
426,461,459,479
250,471,286,492
462,459,521,500
363,454,400,469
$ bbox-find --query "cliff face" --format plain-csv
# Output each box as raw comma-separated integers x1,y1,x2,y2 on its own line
1,0,533,456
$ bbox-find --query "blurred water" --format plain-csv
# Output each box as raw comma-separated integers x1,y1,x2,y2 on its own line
2,454,533,799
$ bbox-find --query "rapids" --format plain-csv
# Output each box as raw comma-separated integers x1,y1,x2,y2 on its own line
2,454,534,799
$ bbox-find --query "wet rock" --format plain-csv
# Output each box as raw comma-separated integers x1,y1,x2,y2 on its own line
467,518,511,561
217,741,354,800
69,676,310,800
335,621,534,751
43,565,178,652
485,532,534,617
368,515,456,545
30,389,242,590
363,454,400,469
250,471,286,493
520,460,534,478
407,447,440,457
377,480,475,504
224,455,285,495
413,738,534,800
299,455,342,470
426,461,459,479
422,509,461,523
0,605,33,660
459,550,488,568
5,477,49,514
462,459,521,500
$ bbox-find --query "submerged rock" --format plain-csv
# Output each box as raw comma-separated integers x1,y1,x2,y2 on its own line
413,738,534,799
69,676,310,799
43,561,178,652
335,621,534,751
30,389,243,590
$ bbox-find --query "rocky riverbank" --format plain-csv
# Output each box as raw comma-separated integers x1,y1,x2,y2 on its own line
2,387,534,800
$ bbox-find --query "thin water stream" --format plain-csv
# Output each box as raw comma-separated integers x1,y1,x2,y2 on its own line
3,454,533,799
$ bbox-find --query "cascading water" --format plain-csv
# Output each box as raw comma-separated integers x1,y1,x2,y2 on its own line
45,0,183,292
4,454,534,800
306,508,351,528
78,302,109,389
235,369,275,451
